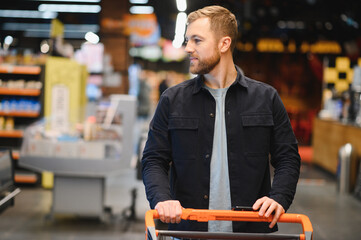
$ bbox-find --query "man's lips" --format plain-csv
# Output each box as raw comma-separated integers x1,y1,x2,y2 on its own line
189,56,198,61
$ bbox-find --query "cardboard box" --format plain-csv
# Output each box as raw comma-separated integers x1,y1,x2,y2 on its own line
78,142,106,160
53,141,79,158
27,139,54,157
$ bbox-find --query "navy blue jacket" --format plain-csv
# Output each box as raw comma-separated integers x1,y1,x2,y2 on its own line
142,66,301,233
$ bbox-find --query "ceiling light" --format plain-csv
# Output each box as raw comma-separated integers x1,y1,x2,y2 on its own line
173,12,187,48
129,6,154,14
176,0,187,12
277,21,286,29
0,10,57,19
175,12,187,36
340,14,359,29
325,22,333,30
38,4,101,13
40,40,50,53
140,46,162,61
296,21,305,29
172,36,184,49
340,14,348,22
85,32,99,44
129,47,139,57
286,21,295,29
2,23,99,33
129,0,149,3
34,0,100,2
4,36,13,45
24,31,53,38
24,31,87,38
3,23,50,31
65,24,99,32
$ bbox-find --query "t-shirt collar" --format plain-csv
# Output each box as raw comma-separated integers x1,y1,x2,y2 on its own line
192,65,248,95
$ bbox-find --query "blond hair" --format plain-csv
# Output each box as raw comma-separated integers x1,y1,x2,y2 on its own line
187,5,238,52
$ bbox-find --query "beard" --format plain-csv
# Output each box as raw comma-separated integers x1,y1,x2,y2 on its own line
189,49,220,75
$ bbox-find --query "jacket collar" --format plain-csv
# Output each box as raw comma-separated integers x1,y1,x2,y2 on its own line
192,65,248,94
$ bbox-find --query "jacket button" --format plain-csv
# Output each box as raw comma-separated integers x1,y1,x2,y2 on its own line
205,154,210,159
209,113,215,118
203,195,208,200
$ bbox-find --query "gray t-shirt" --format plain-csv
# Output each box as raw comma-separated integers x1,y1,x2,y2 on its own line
204,85,232,233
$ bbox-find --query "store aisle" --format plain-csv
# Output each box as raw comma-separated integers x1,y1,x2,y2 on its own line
0,164,360,240
279,163,361,240
0,168,147,240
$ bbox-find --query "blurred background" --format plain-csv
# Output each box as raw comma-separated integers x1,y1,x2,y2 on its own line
0,0,360,239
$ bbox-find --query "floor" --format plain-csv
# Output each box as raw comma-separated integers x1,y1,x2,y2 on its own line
1,162,361,240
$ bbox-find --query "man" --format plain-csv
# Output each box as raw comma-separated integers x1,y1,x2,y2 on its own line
142,5,300,233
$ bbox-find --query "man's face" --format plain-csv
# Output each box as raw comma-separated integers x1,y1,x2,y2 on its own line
185,17,220,75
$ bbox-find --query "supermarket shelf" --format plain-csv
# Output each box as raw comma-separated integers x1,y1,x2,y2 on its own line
0,111,40,118
0,65,41,75
0,65,42,186
0,88,41,96
14,172,38,184
0,130,23,138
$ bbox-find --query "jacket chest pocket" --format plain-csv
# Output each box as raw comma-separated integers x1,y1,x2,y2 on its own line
169,117,199,160
241,114,274,155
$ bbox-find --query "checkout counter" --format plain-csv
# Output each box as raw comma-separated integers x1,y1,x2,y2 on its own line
312,118,360,190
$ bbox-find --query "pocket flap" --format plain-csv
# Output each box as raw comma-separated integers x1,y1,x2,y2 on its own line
169,118,199,130
241,114,274,126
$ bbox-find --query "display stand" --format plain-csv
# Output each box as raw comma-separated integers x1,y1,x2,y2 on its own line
52,175,105,219
19,95,136,220
19,156,125,221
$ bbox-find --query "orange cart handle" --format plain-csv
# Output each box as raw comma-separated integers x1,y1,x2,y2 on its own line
145,208,313,240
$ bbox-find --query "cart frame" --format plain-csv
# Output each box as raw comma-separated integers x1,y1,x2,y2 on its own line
145,209,313,240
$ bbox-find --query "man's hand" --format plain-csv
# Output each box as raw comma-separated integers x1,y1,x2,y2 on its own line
252,196,285,228
155,200,183,224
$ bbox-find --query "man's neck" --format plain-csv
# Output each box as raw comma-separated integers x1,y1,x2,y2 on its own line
204,55,237,89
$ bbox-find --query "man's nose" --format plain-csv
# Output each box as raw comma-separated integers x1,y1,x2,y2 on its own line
184,42,193,53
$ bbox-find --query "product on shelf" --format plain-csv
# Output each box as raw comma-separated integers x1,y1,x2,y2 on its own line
0,116,4,130
0,79,42,90
0,97,41,113
4,117,14,130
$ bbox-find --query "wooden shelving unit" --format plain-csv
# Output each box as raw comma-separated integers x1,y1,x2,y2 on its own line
0,88,41,96
0,111,40,118
0,130,23,138
14,172,38,184
0,64,43,184
0,65,41,75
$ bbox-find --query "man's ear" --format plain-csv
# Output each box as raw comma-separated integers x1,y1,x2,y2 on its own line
219,36,232,53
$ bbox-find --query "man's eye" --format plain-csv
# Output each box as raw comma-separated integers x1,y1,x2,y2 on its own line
194,39,201,44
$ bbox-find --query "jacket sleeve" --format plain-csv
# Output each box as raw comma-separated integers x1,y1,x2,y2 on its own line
269,92,301,211
142,95,173,209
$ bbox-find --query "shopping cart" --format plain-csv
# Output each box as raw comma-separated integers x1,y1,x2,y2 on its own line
145,208,313,240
